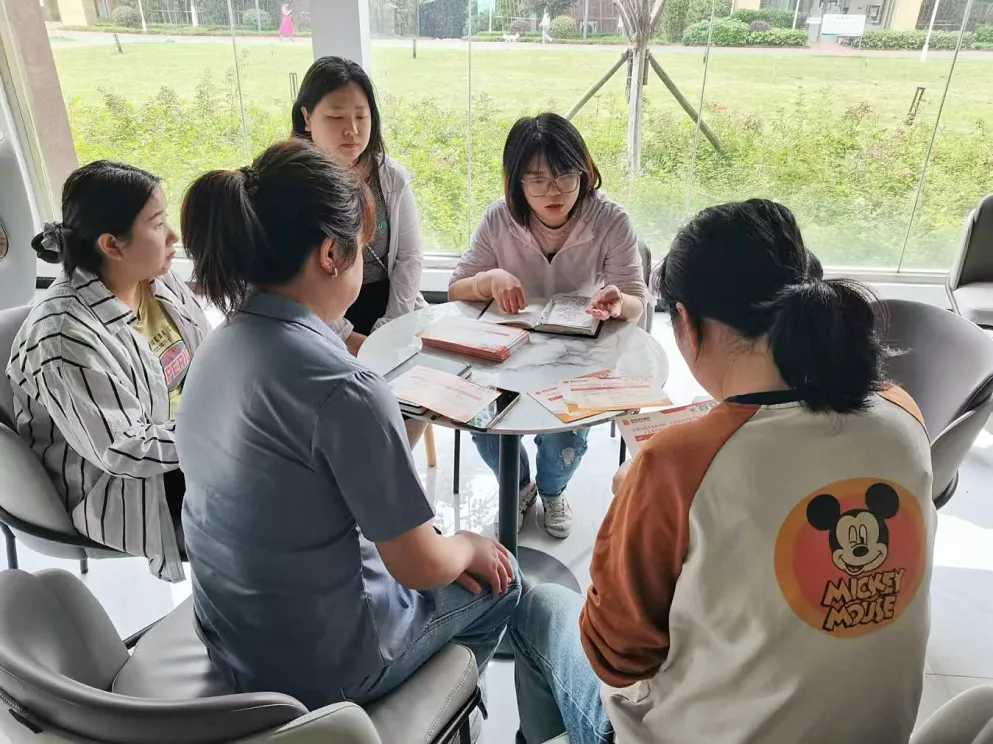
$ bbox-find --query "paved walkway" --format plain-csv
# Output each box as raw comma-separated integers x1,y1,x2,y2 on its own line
47,28,993,59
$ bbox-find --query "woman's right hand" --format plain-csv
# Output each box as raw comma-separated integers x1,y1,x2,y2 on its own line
455,531,514,596
486,269,528,313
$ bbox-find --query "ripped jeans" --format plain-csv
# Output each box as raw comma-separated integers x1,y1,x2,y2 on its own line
471,429,590,498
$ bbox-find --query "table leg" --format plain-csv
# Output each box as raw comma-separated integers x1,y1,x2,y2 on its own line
494,435,580,660
497,434,521,555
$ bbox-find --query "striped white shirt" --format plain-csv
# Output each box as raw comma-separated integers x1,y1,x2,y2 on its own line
5,269,210,581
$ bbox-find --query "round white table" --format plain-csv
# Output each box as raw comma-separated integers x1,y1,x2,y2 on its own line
359,302,669,592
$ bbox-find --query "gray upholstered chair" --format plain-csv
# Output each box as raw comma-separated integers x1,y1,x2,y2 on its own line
911,685,993,744
0,569,480,744
947,194,993,328
0,305,123,573
879,299,993,508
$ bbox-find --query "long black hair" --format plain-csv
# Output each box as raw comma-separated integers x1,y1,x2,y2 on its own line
502,113,602,226
655,199,884,414
32,161,160,277
291,56,385,173
181,140,374,315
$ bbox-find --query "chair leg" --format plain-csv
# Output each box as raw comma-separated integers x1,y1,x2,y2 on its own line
457,714,471,744
619,438,627,466
1,524,17,570
424,425,438,469
79,558,89,575
610,420,616,438
453,429,461,495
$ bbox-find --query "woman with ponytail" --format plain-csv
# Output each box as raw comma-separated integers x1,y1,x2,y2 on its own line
176,140,519,713
5,161,210,582
508,199,936,744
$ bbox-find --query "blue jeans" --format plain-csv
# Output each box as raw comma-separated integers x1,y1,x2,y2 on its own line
472,429,590,497
350,557,523,705
509,585,614,744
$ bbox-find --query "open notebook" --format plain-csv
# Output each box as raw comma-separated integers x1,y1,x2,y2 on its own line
477,294,601,337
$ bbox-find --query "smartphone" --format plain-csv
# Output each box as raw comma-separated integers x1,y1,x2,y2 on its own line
386,353,472,383
464,388,521,431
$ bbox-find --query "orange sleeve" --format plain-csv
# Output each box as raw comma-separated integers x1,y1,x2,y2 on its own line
580,403,758,688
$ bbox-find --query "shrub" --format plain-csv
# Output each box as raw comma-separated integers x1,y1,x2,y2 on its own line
976,25,993,43
750,20,772,31
114,0,136,7
110,5,141,27
681,19,806,46
658,0,732,42
711,19,751,46
731,8,796,28
241,8,273,28
549,15,578,38
509,18,530,35
847,29,975,50
750,28,807,46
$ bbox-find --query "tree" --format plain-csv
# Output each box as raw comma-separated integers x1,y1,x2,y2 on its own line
522,0,574,19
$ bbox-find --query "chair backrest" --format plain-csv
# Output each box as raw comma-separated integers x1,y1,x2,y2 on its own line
0,569,307,744
637,240,653,287
0,305,30,430
949,194,993,291
879,299,993,438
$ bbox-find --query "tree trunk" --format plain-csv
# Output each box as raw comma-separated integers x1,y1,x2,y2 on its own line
190,0,199,27
626,43,647,176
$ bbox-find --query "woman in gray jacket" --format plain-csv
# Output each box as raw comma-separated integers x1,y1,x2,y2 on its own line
293,56,427,354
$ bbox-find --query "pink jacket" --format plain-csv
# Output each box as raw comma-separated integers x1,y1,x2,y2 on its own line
451,192,648,303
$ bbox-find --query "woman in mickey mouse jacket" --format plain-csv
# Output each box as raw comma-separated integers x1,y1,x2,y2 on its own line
508,199,937,744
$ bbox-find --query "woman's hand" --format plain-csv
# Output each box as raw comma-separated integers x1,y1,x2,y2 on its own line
612,459,632,496
455,531,514,595
588,285,624,321
345,331,367,357
486,270,528,314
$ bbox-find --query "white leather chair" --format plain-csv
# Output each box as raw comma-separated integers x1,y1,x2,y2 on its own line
947,194,993,328
911,685,993,744
0,569,480,744
0,305,124,573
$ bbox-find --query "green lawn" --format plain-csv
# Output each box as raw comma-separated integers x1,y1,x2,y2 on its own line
50,40,993,268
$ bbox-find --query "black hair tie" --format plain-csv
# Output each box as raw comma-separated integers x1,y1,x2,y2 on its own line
239,166,260,197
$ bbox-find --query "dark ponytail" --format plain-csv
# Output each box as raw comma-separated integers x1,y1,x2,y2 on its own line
765,279,883,413
656,199,884,414
33,161,160,277
181,139,374,315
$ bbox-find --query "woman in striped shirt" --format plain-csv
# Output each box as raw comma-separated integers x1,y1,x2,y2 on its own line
5,161,211,581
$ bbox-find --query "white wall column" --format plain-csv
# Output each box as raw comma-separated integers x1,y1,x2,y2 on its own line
311,0,371,71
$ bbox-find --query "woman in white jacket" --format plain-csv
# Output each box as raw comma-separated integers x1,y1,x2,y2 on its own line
293,56,427,350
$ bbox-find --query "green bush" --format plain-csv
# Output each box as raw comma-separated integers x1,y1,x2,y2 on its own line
549,15,578,38
731,8,799,28
681,20,710,44
682,18,805,46
110,5,142,27
659,0,732,43
241,8,273,28
750,20,772,31
849,29,975,50
509,18,530,35
63,72,989,268
976,25,993,43
710,18,751,45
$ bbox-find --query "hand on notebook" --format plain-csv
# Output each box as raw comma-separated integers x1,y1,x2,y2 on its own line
588,285,624,320
488,269,529,314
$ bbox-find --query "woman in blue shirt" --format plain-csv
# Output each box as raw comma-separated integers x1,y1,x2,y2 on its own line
175,139,520,710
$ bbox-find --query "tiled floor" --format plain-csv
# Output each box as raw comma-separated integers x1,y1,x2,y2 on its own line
3,311,991,742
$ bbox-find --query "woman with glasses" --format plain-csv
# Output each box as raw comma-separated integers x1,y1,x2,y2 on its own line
449,113,647,540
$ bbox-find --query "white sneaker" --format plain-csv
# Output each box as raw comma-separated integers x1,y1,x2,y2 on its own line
496,482,538,534
541,494,573,539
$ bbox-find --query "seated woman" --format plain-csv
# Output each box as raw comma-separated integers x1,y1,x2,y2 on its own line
175,140,520,711
293,56,429,446
5,161,209,582
449,113,648,540
509,199,936,744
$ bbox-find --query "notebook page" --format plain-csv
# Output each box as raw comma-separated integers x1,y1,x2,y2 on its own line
542,294,595,330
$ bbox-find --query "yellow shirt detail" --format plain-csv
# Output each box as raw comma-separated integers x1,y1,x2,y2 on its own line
134,282,190,419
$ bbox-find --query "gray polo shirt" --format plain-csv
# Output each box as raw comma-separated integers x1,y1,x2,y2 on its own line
176,292,435,710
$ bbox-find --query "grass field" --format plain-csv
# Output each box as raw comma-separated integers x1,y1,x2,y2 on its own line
49,40,993,268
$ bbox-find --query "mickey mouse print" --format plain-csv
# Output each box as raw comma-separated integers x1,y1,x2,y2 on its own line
774,478,928,639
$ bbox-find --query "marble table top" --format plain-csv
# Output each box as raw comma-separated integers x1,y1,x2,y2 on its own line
359,302,670,436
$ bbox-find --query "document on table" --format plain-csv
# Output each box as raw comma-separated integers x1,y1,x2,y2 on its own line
530,370,622,423
559,375,671,413
616,400,719,454
389,365,500,423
